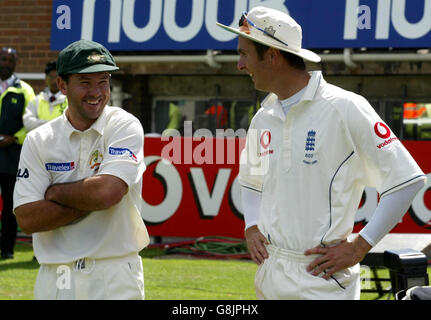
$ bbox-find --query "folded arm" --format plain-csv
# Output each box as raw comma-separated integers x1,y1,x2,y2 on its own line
15,200,90,234
45,174,128,212
15,174,128,234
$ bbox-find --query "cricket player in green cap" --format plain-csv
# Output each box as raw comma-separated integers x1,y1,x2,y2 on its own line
14,39,149,300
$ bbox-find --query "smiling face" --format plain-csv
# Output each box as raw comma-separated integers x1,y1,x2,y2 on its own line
237,36,272,93
57,72,111,131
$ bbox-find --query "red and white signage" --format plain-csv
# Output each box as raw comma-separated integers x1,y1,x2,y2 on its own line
142,137,431,238
2,137,428,237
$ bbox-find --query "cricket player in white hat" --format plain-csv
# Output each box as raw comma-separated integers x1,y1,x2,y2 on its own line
217,7,426,299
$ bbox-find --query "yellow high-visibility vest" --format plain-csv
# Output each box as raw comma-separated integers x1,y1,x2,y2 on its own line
37,96,67,120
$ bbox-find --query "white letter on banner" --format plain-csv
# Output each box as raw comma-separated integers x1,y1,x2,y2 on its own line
163,0,204,42
122,0,162,42
392,0,431,39
190,168,231,217
141,156,182,224
248,0,289,14
108,0,122,43
376,0,391,39
230,176,243,216
411,173,431,227
355,187,378,224
206,0,247,41
81,0,96,40
56,5,71,30
344,0,360,40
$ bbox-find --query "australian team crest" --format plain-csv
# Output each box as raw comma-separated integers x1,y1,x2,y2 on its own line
303,130,318,165
89,150,103,172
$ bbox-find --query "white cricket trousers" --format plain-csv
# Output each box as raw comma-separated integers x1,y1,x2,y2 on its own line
255,244,361,300
34,253,145,300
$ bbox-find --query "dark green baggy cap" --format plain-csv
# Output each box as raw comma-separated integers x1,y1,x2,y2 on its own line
57,39,119,76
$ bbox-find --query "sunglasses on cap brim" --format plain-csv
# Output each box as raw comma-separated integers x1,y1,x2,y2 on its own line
239,11,289,47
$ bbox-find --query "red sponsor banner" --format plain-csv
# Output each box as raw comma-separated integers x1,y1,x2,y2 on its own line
142,137,431,238
2,138,428,236
142,137,245,238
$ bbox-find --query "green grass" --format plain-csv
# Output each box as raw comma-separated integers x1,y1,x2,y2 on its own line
143,256,257,300
0,243,257,300
0,243,429,300
0,242,37,300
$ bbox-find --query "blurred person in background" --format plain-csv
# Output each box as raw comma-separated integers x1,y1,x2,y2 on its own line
23,61,67,131
0,47,35,259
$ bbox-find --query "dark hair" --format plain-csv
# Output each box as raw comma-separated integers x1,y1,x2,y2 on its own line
252,41,306,70
59,74,70,83
44,61,57,75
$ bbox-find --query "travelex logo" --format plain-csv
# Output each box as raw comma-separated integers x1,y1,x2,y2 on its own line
109,147,137,162
45,162,75,172
374,122,398,149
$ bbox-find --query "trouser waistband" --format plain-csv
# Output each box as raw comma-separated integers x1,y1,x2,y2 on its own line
41,252,140,273
266,244,319,264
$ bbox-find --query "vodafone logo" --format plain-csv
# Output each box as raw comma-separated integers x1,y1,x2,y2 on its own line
374,122,391,139
260,130,271,149
374,122,399,149
258,130,274,157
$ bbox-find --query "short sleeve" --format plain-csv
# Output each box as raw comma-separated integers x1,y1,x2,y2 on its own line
13,135,52,211
345,94,426,196
238,117,265,193
97,114,145,187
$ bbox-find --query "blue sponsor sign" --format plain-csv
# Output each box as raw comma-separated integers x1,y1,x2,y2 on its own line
45,162,75,172
51,0,431,51
109,147,137,161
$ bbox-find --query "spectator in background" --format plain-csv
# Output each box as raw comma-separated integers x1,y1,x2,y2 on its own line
0,47,35,259
205,103,228,129
23,61,67,131
162,102,183,136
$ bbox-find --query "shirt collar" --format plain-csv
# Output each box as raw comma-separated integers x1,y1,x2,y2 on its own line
300,71,322,102
262,71,323,120
63,105,108,137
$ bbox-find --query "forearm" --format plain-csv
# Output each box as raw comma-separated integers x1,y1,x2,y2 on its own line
15,200,90,234
240,186,261,230
351,234,372,262
45,174,128,211
359,179,425,247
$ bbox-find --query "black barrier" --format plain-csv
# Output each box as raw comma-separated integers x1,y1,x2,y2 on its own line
383,249,429,297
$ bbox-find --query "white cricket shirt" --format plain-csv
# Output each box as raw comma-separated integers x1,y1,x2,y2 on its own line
14,106,149,264
239,71,426,252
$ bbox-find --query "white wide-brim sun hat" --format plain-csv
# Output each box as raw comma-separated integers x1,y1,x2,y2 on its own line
216,6,321,63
